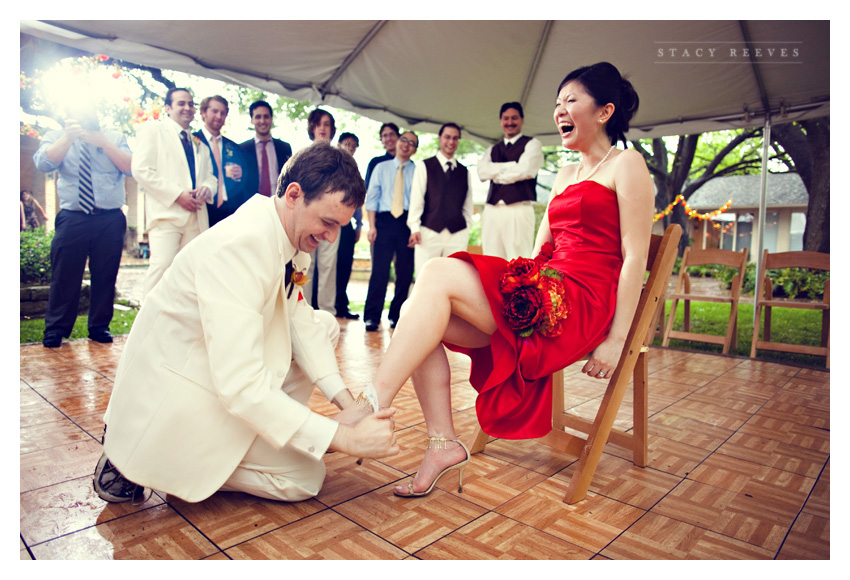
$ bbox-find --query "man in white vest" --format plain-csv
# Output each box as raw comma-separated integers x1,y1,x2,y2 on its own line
476,102,543,260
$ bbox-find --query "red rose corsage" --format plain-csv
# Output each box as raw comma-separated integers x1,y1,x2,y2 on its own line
499,242,570,338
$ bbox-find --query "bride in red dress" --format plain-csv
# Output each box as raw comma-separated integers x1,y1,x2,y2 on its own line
358,62,654,497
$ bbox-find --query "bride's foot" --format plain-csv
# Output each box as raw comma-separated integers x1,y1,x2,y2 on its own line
394,436,470,497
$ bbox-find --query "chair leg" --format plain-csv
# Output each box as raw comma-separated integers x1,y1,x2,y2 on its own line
468,425,491,455
722,305,736,355
764,305,772,342
632,350,649,467
563,374,632,504
750,303,761,359
683,300,691,332
662,298,678,347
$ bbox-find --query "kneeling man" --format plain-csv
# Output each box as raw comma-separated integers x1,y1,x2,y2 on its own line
94,143,398,503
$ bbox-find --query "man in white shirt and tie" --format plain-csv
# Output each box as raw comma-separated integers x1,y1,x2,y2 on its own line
407,123,474,277
132,87,218,299
476,102,543,260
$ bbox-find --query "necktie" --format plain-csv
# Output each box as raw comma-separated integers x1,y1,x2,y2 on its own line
180,130,196,189
259,140,271,197
285,260,295,298
390,163,405,218
212,136,224,207
78,143,95,214
446,161,453,174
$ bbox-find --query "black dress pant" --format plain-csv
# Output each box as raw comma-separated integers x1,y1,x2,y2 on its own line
364,211,414,324
45,209,126,337
334,221,356,314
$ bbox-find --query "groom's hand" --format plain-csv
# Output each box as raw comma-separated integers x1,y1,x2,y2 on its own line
329,408,399,458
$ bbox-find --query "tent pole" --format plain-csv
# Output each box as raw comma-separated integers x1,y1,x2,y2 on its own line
753,118,771,330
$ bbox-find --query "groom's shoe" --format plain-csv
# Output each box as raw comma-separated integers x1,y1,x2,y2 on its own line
93,453,145,503
365,319,379,332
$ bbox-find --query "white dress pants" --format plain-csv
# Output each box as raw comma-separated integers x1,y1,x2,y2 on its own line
481,201,535,260
219,310,340,501
414,226,470,278
143,212,202,300
302,234,340,315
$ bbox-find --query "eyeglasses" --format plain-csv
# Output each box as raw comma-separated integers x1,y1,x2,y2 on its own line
399,137,418,148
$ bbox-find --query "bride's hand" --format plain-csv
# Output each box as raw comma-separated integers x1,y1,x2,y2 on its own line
582,335,625,379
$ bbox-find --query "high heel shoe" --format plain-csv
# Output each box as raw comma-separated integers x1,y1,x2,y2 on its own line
394,436,470,497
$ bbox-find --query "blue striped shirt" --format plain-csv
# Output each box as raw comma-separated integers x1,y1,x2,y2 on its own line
33,130,132,211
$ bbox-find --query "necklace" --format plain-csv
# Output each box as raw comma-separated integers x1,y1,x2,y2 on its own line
575,145,616,183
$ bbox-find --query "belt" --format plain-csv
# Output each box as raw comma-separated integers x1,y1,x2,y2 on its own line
70,208,123,215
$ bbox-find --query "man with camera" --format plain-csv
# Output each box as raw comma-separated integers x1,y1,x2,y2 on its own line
33,103,133,349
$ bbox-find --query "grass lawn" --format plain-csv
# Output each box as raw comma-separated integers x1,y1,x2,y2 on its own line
656,300,828,368
20,298,828,369
20,307,139,345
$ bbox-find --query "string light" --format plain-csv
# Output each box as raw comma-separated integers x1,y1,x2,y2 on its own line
654,194,733,230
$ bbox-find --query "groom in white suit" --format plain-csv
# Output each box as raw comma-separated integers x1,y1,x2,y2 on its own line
132,87,218,299
95,143,399,504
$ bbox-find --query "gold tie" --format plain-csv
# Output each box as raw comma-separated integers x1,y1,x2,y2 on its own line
390,163,405,218
212,136,224,207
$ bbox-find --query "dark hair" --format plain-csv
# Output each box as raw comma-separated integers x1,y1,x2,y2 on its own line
438,122,462,138
499,102,524,118
379,123,400,137
307,108,337,141
165,87,193,107
199,95,228,113
277,142,365,208
249,100,273,118
20,190,32,202
338,132,359,146
558,62,639,147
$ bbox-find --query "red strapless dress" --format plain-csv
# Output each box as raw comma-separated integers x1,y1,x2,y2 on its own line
446,181,623,438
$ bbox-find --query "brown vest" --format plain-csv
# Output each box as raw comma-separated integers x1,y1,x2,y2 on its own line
486,135,537,205
421,156,469,234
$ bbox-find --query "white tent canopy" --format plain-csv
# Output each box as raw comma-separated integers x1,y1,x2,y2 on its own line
20,20,829,145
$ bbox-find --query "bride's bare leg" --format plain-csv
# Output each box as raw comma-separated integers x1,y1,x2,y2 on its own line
368,257,495,494
372,257,496,409
393,343,468,494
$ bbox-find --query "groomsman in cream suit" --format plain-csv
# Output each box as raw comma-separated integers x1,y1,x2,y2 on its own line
133,87,217,299
94,143,399,504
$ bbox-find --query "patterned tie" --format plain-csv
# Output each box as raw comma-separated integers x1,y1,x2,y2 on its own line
390,163,405,218
259,140,271,197
179,130,196,189
212,136,224,207
78,143,95,214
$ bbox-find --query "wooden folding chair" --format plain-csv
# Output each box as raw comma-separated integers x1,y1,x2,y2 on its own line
750,249,830,368
468,224,682,504
663,247,748,355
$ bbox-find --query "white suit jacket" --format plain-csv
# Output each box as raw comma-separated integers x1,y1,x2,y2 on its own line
132,117,218,230
103,195,343,502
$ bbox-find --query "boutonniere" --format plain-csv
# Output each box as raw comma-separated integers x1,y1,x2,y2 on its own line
224,147,234,159
288,266,310,299
192,135,202,148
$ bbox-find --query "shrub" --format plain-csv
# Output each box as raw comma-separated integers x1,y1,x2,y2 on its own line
20,228,53,285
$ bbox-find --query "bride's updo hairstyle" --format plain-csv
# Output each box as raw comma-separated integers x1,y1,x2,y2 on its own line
558,62,639,147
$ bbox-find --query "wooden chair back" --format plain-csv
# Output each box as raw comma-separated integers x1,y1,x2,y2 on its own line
662,246,748,354
750,249,830,367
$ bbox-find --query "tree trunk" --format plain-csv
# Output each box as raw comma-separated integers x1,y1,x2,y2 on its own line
801,118,829,253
